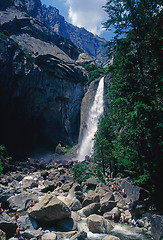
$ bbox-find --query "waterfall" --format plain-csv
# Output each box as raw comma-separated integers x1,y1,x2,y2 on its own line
77,76,104,161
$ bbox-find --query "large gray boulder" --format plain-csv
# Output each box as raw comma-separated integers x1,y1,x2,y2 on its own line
86,177,99,190
151,215,163,240
120,179,149,202
8,192,39,211
0,213,17,238
82,190,100,207
87,214,113,234
100,192,116,213
28,194,71,221
78,202,100,218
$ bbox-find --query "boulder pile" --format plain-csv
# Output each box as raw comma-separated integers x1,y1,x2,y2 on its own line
0,155,161,240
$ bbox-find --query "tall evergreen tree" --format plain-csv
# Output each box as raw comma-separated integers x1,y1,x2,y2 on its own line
93,0,163,207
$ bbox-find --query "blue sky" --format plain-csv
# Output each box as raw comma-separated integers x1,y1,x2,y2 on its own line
41,0,113,41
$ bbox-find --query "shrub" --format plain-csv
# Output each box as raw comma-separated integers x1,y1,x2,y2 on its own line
0,145,12,176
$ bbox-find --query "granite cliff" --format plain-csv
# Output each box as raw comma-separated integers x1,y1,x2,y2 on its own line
0,1,88,156
5,0,108,65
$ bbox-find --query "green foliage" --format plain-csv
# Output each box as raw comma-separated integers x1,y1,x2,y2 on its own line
93,115,115,175
83,64,108,85
73,162,90,184
0,145,12,176
92,0,163,206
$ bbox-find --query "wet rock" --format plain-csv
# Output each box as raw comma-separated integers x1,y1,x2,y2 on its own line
28,194,71,221
69,231,87,240
151,215,163,240
87,214,113,234
56,217,77,231
78,202,100,218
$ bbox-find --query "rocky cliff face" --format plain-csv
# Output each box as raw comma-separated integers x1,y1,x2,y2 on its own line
0,3,87,156
5,0,108,65
42,5,108,66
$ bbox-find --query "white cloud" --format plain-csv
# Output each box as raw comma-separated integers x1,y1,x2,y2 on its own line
66,0,108,35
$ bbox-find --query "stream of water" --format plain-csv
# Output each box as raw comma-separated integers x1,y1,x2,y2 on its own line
77,219,151,240
77,77,104,161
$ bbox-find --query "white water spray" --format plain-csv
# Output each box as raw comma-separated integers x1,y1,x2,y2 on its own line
77,77,104,161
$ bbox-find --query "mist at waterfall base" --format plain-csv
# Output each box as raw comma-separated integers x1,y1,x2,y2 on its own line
77,77,104,162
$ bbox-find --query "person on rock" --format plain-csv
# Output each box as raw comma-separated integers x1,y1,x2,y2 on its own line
14,213,20,221
16,223,25,240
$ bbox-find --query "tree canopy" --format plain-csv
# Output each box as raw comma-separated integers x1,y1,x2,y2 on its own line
93,0,163,208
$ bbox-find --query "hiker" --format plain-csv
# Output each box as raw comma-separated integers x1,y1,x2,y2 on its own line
121,187,126,197
14,213,20,221
131,218,136,227
119,215,125,224
16,223,25,240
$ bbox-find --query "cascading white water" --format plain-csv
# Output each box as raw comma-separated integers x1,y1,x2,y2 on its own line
77,76,104,161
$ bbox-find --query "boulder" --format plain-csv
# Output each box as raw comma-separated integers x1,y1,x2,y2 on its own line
120,179,149,202
23,229,43,239
22,176,38,189
42,232,57,240
28,194,71,221
103,207,120,220
0,229,6,240
69,198,82,211
82,190,100,207
68,183,84,203
8,192,39,211
0,186,13,203
95,183,111,198
100,192,116,213
129,200,146,218
17,215,38,230
86,177,98,190
151,215,163,240
78,202,100,217
0,213,17,238
87,214,113,234
62,182,73,192
103,236,120,240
